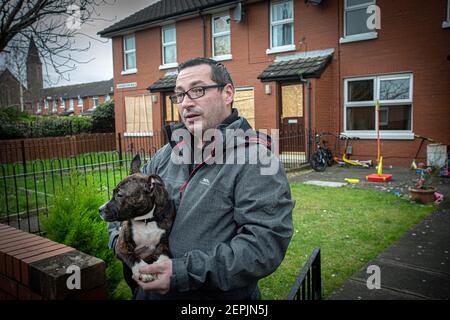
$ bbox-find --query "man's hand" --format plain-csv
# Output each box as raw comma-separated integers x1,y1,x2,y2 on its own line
133,259,173,295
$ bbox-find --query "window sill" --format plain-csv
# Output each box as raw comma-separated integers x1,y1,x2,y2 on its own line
443,20,450,28
266,44,296,55
212,54,232,62
159,63,178,70
124,132,154,137
342,131,414,140
339,31,378,44
121,68,137,75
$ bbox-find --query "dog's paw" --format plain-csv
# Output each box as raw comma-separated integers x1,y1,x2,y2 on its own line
132,260,157,283
139,273,156,282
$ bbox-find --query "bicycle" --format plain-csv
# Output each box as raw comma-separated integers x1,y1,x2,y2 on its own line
310,132,333,172
333,134,373,168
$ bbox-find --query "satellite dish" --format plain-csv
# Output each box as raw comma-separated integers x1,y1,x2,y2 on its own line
233,3,242,23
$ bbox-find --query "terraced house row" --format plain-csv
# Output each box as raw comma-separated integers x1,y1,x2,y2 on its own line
98,0,450,166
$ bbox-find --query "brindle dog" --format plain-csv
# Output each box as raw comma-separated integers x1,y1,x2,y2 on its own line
99,154,175,293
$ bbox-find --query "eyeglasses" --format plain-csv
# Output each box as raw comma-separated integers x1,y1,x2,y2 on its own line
169,84,225,104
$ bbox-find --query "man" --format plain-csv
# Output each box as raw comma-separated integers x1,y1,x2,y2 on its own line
109,57,294,299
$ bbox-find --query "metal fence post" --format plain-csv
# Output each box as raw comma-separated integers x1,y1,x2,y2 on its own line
21,140,27,174
118,132,122,162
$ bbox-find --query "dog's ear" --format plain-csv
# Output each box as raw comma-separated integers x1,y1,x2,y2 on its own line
130,154,141,175
147,175,162,193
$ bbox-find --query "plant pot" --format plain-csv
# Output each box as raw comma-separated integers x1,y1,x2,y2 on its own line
409,187,436,204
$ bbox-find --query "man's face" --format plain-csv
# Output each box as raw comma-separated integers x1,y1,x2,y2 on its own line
175,64,233,135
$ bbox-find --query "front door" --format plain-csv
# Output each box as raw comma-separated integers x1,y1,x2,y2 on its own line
280,83,305,152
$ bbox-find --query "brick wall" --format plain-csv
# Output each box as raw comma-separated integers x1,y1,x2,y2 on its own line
0,223,106,300
0,133,116,164
110,0,450,167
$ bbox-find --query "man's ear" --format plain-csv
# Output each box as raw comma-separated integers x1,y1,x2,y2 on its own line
223,83,234,106
130,154,141,175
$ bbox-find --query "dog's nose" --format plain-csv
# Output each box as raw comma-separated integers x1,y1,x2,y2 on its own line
98,202,107,213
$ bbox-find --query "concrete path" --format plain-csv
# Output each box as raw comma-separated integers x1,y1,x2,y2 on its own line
287,166,450,300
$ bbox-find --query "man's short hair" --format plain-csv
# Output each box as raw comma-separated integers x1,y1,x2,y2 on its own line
178,57,234,88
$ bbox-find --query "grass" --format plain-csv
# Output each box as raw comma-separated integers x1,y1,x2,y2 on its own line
259,183,435,299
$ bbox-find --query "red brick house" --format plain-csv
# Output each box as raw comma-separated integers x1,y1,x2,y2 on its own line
99,0,450,167
37,79,114,116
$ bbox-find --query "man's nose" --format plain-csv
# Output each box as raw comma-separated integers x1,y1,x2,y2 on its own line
180,93,195,110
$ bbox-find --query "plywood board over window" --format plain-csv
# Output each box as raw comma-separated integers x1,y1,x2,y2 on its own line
125,95,153,135
234,88,255,129
281,84,303,118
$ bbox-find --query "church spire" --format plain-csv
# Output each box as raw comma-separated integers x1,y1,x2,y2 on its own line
27,37,41,65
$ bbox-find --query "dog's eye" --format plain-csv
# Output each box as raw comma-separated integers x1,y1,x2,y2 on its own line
116,192,123,198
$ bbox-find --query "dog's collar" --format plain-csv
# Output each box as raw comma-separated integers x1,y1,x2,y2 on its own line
134,205,156,224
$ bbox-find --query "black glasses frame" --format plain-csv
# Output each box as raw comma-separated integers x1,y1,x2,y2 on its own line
169,84,225,104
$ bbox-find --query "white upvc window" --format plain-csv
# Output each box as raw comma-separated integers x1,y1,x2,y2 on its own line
344,73,413,140
59,97,65,109
340,0,377,43
92,96,99,109
212,13,231,60
44,99,49,109
123,34,137,73
443,0,450,28
69,99,74,110
105,94,111,102
78,96,83,106
52,99,57,112
161,25,177,66
267,0,294,54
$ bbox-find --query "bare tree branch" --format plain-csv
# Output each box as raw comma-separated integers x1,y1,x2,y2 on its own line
0,0,116,84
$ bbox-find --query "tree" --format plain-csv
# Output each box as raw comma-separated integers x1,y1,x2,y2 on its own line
0,0,114,84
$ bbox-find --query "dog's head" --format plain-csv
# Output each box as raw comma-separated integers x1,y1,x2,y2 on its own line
99,154,169,222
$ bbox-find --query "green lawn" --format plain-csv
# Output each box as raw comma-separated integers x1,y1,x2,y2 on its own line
113,183,434,300
259,183,435,299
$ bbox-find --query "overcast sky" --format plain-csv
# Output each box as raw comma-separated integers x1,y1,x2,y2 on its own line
45,0,158,87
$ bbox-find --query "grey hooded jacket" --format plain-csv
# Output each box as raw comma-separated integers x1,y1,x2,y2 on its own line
108,111,294,299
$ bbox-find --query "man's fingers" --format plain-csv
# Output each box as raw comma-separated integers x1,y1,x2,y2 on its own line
139,261,165,274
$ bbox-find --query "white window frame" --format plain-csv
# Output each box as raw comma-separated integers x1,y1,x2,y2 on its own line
44,99,49,109
122,34,137,74
69,98,74,111
267,0,295,54
78,96,83,107
343,73,414,140
161,25,177,67
59,97,65,109
340,0,378,44
105,94,111,102
52,99,57,112
92,96,99,109
212,13,232,60
443,0,450,28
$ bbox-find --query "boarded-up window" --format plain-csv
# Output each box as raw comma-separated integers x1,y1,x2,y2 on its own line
125,95,153,133
164,95,179,124
281,84,303,118
234,88,255,128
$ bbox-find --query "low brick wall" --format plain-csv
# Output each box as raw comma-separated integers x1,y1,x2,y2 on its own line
0,223,107,300
0,133,116,164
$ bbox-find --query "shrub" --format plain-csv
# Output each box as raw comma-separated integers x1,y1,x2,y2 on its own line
0,115,93,139
40,174,128,299
0,106,31,123
92,100,115,133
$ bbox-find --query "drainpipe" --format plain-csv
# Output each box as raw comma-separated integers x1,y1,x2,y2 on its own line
300,75,312,161
200,11,207,58
307,79,312,161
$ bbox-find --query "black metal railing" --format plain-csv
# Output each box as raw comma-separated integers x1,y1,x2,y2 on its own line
288,247,322,300
0,130,311,234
